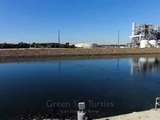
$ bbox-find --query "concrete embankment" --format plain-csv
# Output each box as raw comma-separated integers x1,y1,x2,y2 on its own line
97,109,160,120
0,48,160,57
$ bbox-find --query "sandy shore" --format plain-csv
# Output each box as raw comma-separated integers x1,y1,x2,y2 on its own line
0,48,160,57
97,109,160,120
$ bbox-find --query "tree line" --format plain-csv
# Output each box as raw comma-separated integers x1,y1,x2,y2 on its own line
0,42,75,49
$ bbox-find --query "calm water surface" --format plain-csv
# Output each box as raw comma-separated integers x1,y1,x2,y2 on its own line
0,57,160,118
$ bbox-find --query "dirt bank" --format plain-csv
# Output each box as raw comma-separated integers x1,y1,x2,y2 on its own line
0,48,160,57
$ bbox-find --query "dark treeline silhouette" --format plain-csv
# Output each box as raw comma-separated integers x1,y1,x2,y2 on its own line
0,42,75,49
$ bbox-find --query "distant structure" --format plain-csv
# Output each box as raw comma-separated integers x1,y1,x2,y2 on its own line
75,43,98,48
129,22,160,48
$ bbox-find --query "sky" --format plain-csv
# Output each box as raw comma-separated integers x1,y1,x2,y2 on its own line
0,0,160,44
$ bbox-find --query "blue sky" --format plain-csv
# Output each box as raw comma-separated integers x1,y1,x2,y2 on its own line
0,0,160,44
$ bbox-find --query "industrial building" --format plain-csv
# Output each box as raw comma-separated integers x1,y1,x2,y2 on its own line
129,22,160,48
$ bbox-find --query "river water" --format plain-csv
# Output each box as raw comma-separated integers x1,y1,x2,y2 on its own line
0,56,160,119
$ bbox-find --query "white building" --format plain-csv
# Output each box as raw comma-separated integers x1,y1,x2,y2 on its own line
75,43,98,48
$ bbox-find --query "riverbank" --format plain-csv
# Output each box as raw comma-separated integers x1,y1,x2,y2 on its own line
1,48,160,57
97,109,160,120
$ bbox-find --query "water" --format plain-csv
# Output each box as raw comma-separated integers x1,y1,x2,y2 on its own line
0,56,160,119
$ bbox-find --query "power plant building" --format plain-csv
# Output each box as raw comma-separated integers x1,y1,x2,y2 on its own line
129,22,160,48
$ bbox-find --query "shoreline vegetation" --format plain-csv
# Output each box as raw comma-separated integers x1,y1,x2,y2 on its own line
0,48,160,58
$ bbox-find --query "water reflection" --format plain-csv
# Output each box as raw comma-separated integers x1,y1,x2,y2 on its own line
58,60,61,73
131,57,160,74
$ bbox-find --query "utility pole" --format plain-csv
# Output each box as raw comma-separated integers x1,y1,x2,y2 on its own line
118,31,120,48
58,30,60,44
